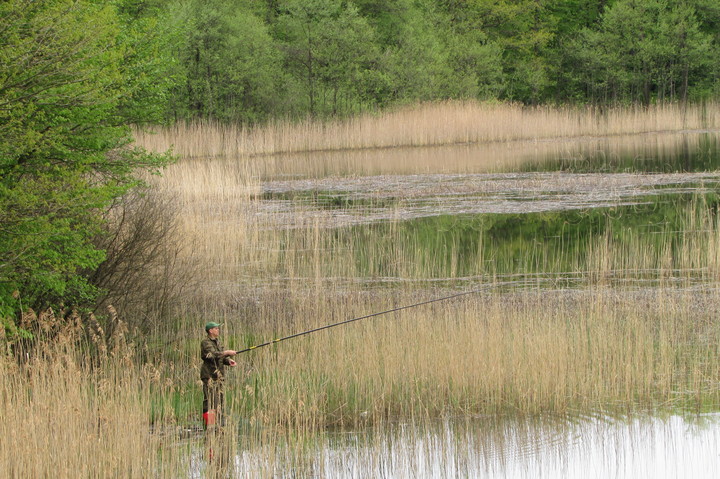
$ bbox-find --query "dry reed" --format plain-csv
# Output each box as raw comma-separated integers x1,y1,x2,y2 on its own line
220,284,720,429
134,101,720,159
3,283,719,476
0,341,192,477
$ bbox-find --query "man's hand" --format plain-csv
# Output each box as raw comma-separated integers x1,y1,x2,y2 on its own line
228,359,237,367
223,350,237,357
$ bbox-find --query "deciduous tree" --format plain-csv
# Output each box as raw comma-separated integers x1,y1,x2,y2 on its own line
276,0,379,116
562,0,714,104
0,0,173,332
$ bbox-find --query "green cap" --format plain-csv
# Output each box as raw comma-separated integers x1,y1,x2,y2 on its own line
205,322,221,331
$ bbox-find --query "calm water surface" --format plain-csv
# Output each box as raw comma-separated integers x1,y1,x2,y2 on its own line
254,132,720,229
189,413,720,478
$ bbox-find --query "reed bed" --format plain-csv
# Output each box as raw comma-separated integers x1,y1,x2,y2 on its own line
4,225,720,477
159,194,720,427
147,129,720,428
220,284,718,425
0,346,189,477
154,128,719,189
5,103,720,475
157,176,720,310
3,284,719,476
134,101,720,159
229,287,720,426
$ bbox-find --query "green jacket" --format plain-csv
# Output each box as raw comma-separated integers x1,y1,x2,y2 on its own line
200,336,231,380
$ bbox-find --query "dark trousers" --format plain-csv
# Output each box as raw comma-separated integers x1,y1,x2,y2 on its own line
202,378,224,414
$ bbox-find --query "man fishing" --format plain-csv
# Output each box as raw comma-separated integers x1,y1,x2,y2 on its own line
197,288,487,430
200,322,237,428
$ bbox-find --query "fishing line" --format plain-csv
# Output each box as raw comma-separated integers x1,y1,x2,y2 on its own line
235,285,494,355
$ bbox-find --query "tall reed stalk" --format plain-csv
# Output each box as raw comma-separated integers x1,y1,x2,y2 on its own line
220,284,720,427
4,283,719,475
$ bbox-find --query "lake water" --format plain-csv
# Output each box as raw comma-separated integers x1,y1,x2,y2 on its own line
189,413,720,478
248,136,720,286
254,131,720,229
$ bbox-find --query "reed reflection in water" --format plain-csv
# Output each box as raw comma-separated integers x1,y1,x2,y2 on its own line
192,414,720,478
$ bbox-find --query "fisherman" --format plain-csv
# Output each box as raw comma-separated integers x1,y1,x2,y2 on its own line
200,322,237,428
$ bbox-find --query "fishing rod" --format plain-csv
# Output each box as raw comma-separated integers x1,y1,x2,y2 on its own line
234,286,493,355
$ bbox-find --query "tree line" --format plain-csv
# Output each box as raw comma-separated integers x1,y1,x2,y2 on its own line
2,0,720,340
162,0,720,123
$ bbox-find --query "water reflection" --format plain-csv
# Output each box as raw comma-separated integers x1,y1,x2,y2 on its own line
526,131,720,174
198,414,720,478
250,131,720,178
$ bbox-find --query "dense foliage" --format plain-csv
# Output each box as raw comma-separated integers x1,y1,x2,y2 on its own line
167,0,720,121
0,0,173,335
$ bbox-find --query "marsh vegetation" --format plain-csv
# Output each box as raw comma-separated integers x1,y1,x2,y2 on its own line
6,102,720,476
5,1,720,476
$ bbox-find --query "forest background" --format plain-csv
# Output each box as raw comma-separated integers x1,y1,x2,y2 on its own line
2,0,720,339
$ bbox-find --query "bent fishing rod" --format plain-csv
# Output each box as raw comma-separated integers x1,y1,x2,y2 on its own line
234,285,496,355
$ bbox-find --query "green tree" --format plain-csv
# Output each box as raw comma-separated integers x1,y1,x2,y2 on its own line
439,0,557,103
442,30,503,99
693,0,720,97
548,0,610,34
0,0,173,331
563,0,715,104
169,0,287,122
351,0,498,105
276,0,379,116
379,2,451,102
